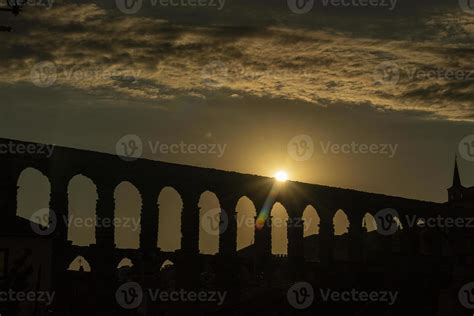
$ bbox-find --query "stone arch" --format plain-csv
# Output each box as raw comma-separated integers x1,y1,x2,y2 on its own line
333,209,349,236
302,205,320,237
114,181,142,249
159,259,176,289
270,202,289,255
160,259,175,271
67,256,91,272
236,196,257,251
67,175,97,246
117,258,134,269
362,212,377,232
198,191,221,255
16,167,51,224
302,205,320,261
157,187,183,252
333,209,350,261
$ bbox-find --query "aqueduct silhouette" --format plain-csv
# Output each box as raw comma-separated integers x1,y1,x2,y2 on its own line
1,137,449,293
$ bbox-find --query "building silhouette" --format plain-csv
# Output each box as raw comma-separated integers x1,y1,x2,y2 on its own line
0,138,473,315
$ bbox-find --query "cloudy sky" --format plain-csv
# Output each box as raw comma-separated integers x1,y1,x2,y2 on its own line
1,0,473,251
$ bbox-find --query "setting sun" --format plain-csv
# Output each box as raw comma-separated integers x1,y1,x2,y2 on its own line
274,170,288,182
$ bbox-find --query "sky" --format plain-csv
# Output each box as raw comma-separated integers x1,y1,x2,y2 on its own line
1,0,473,253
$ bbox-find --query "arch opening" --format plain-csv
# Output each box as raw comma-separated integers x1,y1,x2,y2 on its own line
114,182,142,249
16,168,51,225
333,209,349,236
198,191,221,255
302,205,320,237
157,187,182,252
67,175,97,246
67,256,91,272
270,203,289,255
362,212,377,232
236,196,257,252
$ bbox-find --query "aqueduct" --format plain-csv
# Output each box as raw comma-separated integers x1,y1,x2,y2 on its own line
0,137,448,292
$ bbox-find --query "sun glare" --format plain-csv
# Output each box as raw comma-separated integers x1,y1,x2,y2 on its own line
274,170,288,182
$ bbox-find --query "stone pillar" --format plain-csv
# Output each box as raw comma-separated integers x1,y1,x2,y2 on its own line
138,189,160,288
49,179,69,240
287,217,304,259
48,176,73,316
180,191,200,254
216,198,239,300
288,216,305,279
94,183,117,315
0,170,18,220
95,185,116,249
139,190,159,251
176,191,200,289
319,217,334,266
255,215,272,258
254,201,272,280
218,198,238,256
400,213,420,256
347,217,364,263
